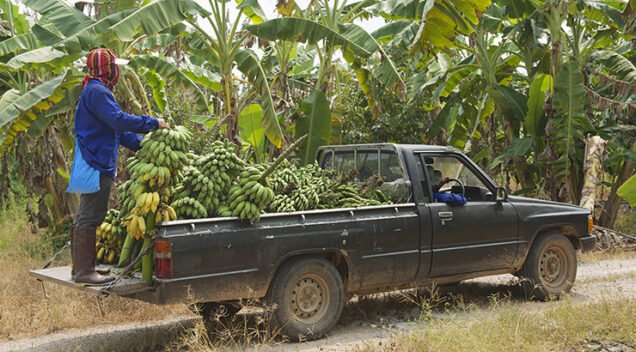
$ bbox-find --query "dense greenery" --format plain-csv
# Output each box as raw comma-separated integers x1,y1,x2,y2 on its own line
0,0,634,230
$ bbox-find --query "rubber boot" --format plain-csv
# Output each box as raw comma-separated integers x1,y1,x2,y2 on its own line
71,225,110,279
73,227,116,285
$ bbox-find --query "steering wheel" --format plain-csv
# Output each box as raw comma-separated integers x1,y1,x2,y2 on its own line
443,178,465,197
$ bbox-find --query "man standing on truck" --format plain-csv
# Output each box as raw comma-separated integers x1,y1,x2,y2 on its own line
66,48,170,285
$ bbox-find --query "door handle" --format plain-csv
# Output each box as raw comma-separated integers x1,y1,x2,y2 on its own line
439,212,453,219
439,211,453,226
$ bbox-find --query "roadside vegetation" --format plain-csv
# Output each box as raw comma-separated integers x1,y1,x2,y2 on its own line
0,195,190,342
359,297,636,352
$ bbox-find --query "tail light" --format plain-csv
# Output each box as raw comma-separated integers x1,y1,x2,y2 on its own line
588,215,594,234
155,240,172,279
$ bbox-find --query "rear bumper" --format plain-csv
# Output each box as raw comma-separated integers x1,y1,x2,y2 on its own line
578,235,597,252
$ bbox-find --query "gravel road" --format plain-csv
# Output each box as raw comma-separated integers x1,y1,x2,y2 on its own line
2,257,635,352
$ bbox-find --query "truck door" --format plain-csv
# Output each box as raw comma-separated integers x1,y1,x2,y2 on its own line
420,154,520,277
323,147,421,288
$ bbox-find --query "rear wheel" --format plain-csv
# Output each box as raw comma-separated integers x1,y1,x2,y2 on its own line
519,231,577,300
267,257,344,341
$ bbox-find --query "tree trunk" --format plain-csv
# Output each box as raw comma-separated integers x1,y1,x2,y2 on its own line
579,135,607,215
50,127,78,214
598,141,636,228
44,176,63,226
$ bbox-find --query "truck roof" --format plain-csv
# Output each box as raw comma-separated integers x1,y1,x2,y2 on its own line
316,143,461,154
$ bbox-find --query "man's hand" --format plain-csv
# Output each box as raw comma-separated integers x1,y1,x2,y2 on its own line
157,118,171,130
437,176,450,187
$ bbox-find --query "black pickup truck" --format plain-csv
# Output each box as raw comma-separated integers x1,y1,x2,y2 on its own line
31,143,596,340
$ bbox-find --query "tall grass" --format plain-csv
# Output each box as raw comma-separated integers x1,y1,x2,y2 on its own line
358,296,636,352
0,196,190,342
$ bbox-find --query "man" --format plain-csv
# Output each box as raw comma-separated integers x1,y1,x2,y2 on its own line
67,48,170,285
430,170,467,206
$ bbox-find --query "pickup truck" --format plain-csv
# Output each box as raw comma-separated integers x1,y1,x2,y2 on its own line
30,143,596,341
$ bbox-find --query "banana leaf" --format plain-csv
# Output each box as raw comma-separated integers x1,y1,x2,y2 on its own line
295,90,332,165
246,18,372,58
109,0,208,42
235,49,283,148
0,71,66,129
238,104,265,162
130,54,208,111
23,0,94,37
525,73,551,137
6,46,66,69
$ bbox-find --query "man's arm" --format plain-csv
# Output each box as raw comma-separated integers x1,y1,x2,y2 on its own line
118,131,143,152
89,85,169,133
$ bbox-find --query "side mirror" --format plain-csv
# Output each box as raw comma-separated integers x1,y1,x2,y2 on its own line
496,187,508,202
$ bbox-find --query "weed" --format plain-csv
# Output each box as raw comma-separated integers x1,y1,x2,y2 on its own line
0,197,189,342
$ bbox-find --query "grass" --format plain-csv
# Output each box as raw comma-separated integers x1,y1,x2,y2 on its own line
0,196,190,342
355,295,636,352
165,301,284,351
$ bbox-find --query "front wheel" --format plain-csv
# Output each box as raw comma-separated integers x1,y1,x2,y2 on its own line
518,231,577,300
267,257,344,341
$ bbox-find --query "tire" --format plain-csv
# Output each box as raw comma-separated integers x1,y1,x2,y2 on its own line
188,302,240,320
267,257,345,341
518,231,577,300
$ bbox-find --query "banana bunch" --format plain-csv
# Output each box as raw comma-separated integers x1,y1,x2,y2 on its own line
171,196,208,219
117,126,191,279
172,139,244,218
270,194,297,213
334,184,383,208
96,209,125,264
216,204,232,217
227,166,276,223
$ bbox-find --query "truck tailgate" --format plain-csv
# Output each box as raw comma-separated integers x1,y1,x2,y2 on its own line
29,266,152,296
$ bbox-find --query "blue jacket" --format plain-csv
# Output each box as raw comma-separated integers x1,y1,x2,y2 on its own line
74,79,158,178
433,192,467,206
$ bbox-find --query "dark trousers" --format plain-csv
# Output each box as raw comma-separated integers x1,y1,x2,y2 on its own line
73,173,113,229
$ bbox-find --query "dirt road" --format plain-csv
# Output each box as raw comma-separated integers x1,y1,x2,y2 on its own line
264,257,636,352
2,257,635,352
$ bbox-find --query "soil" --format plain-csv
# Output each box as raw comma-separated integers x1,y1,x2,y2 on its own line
1,257,635,352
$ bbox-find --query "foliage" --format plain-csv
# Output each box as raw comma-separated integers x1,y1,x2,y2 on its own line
0,0,634,230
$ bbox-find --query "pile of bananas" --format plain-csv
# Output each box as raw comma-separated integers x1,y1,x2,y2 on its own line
332,184,383,208
268,161,331,213
96,209,125,264
224,136,308,222
172,139,244,218
267,159,390,212
117,126,191,283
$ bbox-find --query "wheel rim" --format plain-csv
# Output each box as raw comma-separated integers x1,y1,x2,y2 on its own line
539,245,568,288
290,274,329,323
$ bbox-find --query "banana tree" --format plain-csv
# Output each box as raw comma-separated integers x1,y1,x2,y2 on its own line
183,0,283,149
245,0,407,163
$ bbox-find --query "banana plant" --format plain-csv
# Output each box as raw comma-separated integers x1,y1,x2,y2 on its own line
247,0,406,103
184,0,284,148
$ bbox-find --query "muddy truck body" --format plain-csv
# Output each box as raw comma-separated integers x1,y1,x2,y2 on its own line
31,144,596,340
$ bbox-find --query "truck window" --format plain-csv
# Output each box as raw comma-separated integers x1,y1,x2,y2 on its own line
380,151,402,182
424,155,491,202
356,150,379,181
320,147,411,204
